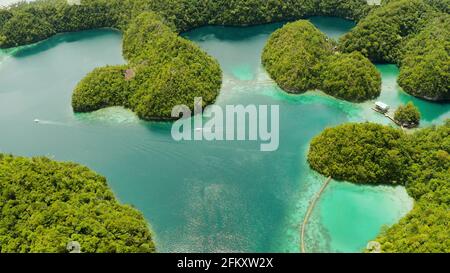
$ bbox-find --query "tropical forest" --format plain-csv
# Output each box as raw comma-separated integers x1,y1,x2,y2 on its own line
0,0,448,255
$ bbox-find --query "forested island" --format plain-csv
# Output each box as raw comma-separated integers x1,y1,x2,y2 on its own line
0,0,449,253
340,0,449,101
308,121,449,252
0,154,155,253
262,21,381,102
264,0,449,101
72,12,222,120
0,0,372,119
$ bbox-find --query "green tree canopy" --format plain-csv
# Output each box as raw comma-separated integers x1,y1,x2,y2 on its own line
308,120,450,253
376,202,449,253
1,11,56,48
0,0,372,48
376,121,450,252
262,21,381,102
0,154,155,253
262,20,333,93
340,0,435,63
72,12,222,120
72,65,132,112
1,0,448,112
321,52,381,102
308,123,410,184
394,102,421,127
398,14,450,101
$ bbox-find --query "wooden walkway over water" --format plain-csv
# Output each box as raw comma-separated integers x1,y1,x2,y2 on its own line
372,108,404,128
300,176,332,253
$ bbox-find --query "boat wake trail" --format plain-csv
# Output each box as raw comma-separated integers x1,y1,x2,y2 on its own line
33,119,70,127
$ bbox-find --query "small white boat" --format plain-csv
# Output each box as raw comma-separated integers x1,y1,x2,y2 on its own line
34,119,40,123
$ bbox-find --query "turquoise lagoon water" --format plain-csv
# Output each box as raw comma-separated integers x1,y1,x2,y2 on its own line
1,17,447,252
